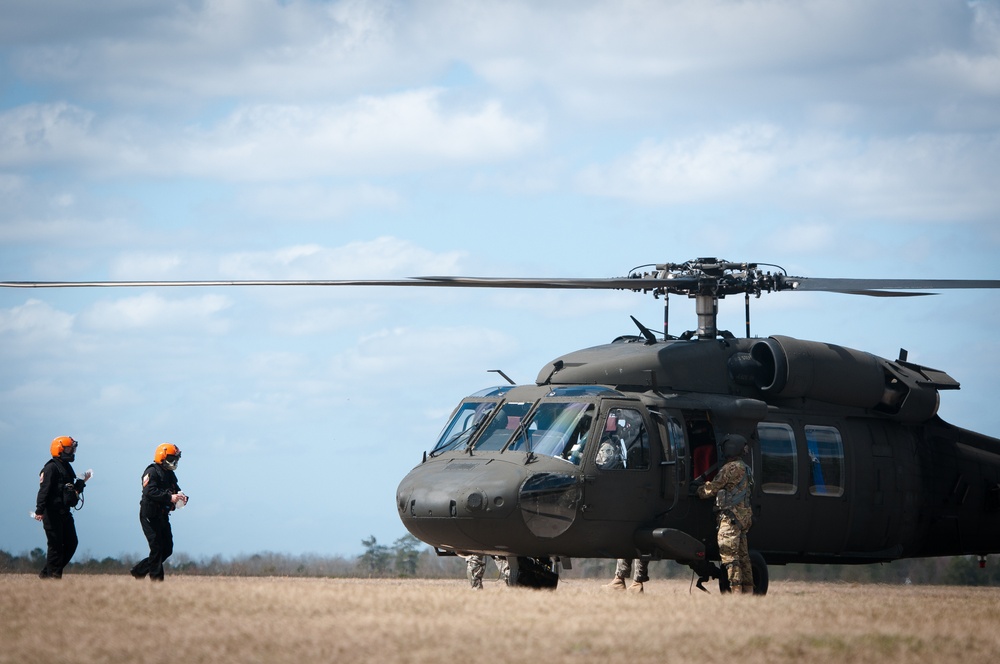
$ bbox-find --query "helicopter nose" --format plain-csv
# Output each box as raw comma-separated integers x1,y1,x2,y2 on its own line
396,458,524,550
396,458,583,552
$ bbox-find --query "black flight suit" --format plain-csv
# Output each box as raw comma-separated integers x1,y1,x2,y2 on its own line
35,458,85,579
130,462,181,581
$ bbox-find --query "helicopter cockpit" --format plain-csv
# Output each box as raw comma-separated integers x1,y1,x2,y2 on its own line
429,385,626,465
398,382,685,569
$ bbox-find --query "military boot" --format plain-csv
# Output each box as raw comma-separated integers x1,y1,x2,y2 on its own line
605,576,627,590
627,581,644,594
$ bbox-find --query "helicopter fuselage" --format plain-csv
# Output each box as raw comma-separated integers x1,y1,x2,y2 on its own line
396,334,1000,585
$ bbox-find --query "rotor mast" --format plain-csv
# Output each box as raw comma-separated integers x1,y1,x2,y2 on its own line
695,293,719,339
643,258,770,340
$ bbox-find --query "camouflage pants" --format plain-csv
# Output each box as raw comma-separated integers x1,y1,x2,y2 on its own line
614,558,649,583
466,555,510,588
717,513,752,590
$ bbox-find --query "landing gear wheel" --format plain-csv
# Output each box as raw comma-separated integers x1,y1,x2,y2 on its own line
750,550,768,595
716,551,768,595
506,556,559,589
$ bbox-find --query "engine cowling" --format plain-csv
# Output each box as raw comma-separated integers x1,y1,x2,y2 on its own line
743,335,943,423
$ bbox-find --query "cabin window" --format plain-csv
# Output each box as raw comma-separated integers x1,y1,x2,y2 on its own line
595,408,650,470
805,425,845,497
431,401,498,455
757,422,797,495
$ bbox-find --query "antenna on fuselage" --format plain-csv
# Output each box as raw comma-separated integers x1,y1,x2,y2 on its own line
489,369,516,385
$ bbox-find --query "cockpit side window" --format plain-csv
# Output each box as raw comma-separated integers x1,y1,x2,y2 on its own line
595,408,650,471
431,401,497,455
522,401,595,465
662,415,685,462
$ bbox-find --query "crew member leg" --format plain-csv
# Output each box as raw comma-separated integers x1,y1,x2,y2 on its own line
466,555,486,589
136,514,173,581
629,558,648,593
606,558,631,590
40,512,77,579
131,508,152,578
492,556,510,585
717,514,745,593
737,526,753,594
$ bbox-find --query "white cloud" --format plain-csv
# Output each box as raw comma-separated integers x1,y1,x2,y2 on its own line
579,126,1000,221
172,91,543,181
332,325,519,378
579,125,782,203
103,238,470,283
216,237,468,280
108,253,183,279
0,102,98,167
238,182,400,222
0,91,544,180
0,298,74,339
77,292,232,332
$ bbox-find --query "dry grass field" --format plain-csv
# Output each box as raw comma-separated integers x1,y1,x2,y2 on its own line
2,574,998,664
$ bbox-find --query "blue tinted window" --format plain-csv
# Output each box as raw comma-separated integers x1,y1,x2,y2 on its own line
757,422,797,495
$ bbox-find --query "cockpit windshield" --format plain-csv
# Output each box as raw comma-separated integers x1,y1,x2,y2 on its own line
474,401,532,451
432,394,600,466
430,401,498,455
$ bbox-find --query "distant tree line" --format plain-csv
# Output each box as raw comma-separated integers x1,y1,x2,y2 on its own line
2,538,998,585
0,534,465,578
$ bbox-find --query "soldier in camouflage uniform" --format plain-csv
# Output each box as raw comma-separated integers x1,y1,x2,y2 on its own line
605,558,648,592
465,554,509,589
696,434,754,594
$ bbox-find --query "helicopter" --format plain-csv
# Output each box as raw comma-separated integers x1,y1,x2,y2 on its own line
4,258,1000,594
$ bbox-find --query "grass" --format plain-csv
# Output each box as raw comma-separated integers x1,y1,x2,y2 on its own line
2,575,998,664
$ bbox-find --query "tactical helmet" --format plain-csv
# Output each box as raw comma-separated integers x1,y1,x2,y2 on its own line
154,443,182,470
722,434,747,459
50,436,78,461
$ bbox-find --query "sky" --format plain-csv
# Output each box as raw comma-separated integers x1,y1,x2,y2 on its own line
2,0,999,562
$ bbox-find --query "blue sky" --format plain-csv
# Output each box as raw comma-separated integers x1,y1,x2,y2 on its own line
2,0,999,561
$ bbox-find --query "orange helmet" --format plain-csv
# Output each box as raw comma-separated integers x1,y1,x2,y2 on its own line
50,436,78,460
154,443,182,470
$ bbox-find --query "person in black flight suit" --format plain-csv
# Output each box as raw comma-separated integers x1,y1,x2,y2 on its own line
130,443,187,581
34,436,91,579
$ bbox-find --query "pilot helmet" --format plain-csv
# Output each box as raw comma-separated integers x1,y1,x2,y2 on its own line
154,443,182,470
50,436,78,461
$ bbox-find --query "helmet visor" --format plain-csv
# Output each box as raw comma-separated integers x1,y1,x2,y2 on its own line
163,451,181,470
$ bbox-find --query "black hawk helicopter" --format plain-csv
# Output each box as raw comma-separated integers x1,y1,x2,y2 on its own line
5,258,1000,594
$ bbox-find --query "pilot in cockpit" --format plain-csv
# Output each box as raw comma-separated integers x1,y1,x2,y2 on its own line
596,410,627,470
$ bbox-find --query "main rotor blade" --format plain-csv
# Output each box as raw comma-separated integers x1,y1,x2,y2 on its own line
414,276,678,289
0,279,432,288
782,277,1000,296
3,274,998,296
0,276,674,290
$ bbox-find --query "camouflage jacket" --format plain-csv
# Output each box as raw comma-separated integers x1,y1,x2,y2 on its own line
697,459,753,528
